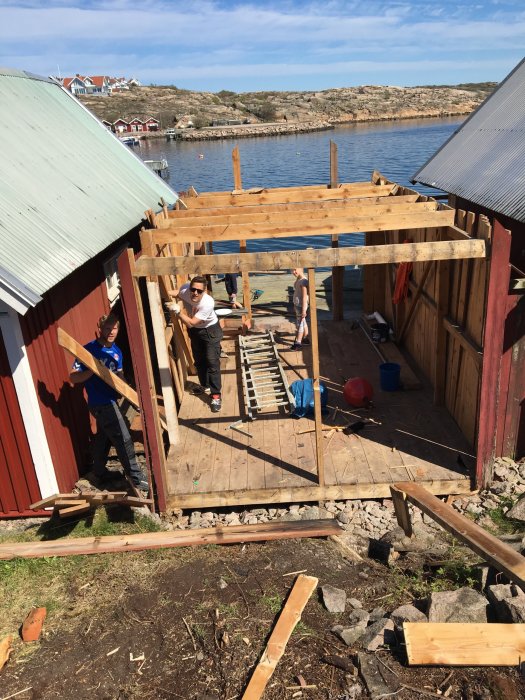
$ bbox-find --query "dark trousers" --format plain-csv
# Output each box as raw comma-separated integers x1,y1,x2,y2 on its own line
225,274,238,296
89,402,143,484
189,322,223,395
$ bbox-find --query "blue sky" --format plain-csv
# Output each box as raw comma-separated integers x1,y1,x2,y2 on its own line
0,0,523,91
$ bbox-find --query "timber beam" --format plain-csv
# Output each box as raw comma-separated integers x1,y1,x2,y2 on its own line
165,199,434,227
134,238,486,278
152,208,456,244
180,183,395,209
167,194,421,220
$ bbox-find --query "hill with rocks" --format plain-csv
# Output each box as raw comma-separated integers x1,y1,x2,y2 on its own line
79,82,496,130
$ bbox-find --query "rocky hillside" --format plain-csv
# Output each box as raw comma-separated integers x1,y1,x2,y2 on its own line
80,82,496,129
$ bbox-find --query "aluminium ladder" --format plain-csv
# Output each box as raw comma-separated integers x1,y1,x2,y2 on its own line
238,331,295,420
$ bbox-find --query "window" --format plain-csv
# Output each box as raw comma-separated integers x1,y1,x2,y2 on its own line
104,246,127,306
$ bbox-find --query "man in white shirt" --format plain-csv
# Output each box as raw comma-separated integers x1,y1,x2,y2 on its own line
168,276,223,412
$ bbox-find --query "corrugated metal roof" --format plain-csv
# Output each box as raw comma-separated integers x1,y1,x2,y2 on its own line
0,67,178,301
412,58,525,224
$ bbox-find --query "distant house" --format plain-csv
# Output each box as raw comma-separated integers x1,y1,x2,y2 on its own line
412,57,525,478
128,117,145,132
88,75,111,96
0,68,178,517
143,117,160,132
63,75,87,95
113,118,129,133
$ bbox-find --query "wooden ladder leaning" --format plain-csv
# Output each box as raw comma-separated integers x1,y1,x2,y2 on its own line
238,332,295,420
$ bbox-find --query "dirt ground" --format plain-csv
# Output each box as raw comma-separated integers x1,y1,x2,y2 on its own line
1,527,524,700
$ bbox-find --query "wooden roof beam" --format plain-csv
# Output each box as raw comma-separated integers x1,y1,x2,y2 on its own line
134,238,486,277
165,198,433,227
180,183,395,209
167,193,421,219
151,208,455,245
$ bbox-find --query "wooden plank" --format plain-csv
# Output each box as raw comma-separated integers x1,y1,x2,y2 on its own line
389,485,413,537
58,327,140,409
181,184,396,208
242,574,318,699
404,623,525,666
307,268,324,486
433,259,451,404
135,239,486,278
118,249,167,511
146,280,180,445
162,201,439,231
442,317,482,366
154,209,454,244
476,220,512,487
167,194,421,220
397,260,434,343
0,520,341,560
167,478,472,510
58,503,92,518
394,481,525,589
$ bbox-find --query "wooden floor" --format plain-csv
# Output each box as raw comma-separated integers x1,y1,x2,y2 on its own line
166,320,474,509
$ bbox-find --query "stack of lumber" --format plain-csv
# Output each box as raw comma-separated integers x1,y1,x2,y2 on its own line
30,491,153,518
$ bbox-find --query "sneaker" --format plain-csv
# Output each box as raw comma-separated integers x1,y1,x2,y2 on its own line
210,395,222,412
192,385,211,395
290,342,302,351
132,477,150,493
302,337,311,345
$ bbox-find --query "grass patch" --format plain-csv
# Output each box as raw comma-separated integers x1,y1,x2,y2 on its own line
486,498,524,535
260,593,283,615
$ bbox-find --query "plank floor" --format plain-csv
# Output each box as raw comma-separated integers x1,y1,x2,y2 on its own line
166,320,474,509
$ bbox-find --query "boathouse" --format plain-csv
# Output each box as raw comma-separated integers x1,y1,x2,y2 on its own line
111,130,500,513
412,57,525,479
0,68,177,517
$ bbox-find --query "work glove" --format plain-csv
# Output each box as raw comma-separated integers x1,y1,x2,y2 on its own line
165,301,181,314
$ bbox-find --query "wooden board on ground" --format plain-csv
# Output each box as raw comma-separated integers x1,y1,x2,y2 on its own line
0,519,342,560
30,491,153,512
393,481,525,590
404,623,525,666
242,574,318,699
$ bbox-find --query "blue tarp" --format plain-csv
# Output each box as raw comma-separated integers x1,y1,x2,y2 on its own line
290,378,328,418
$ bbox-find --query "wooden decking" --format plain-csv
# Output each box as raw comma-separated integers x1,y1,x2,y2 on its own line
166,320,473,509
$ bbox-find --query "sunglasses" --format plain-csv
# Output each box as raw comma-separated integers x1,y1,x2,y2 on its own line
190,287,204,294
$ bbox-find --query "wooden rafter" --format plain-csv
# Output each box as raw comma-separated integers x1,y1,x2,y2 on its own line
165,199,436,228
134,239,486,278
180,183,396,209
151,208,454,244
166,194,420,220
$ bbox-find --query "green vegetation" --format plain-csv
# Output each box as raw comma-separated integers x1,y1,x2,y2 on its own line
486,497,523,534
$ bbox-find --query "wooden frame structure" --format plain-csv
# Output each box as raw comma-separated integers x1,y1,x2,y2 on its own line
119,147,489,511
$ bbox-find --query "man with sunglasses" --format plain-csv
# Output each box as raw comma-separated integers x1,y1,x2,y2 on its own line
168,276,223,412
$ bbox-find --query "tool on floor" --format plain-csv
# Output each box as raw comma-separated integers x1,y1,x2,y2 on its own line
229,419,254,438
238,331,295,420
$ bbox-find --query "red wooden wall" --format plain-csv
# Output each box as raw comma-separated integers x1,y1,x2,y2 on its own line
0,331,41,516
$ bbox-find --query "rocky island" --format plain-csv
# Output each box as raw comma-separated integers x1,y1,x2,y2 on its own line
80,82,496,140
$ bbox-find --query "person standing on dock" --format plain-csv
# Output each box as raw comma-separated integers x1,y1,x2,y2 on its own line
69,313,149,493
224,273,243,308
168,276,223,412
291,268,310,351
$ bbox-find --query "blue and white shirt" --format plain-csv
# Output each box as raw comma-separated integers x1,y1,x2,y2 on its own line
72,340,123,406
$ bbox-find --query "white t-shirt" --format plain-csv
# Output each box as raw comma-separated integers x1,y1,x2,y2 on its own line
178,283,218,328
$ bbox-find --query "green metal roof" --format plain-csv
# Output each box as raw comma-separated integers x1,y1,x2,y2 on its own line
0,67,178,309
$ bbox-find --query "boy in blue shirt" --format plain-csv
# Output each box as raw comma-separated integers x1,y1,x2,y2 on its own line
70,313,148,492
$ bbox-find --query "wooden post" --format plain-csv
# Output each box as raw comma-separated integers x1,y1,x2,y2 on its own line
232,146,242,191
146,280,180,446
433,258,450,405
118,249,168,511
307,267,325,486
390,485,413,537
476,220,511,487
329,140,338,189
232,146,252,322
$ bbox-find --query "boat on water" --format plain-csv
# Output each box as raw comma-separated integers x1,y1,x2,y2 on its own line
119,135,140,146
143,158,169,178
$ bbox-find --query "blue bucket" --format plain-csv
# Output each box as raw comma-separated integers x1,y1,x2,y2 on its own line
379,362,401,391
